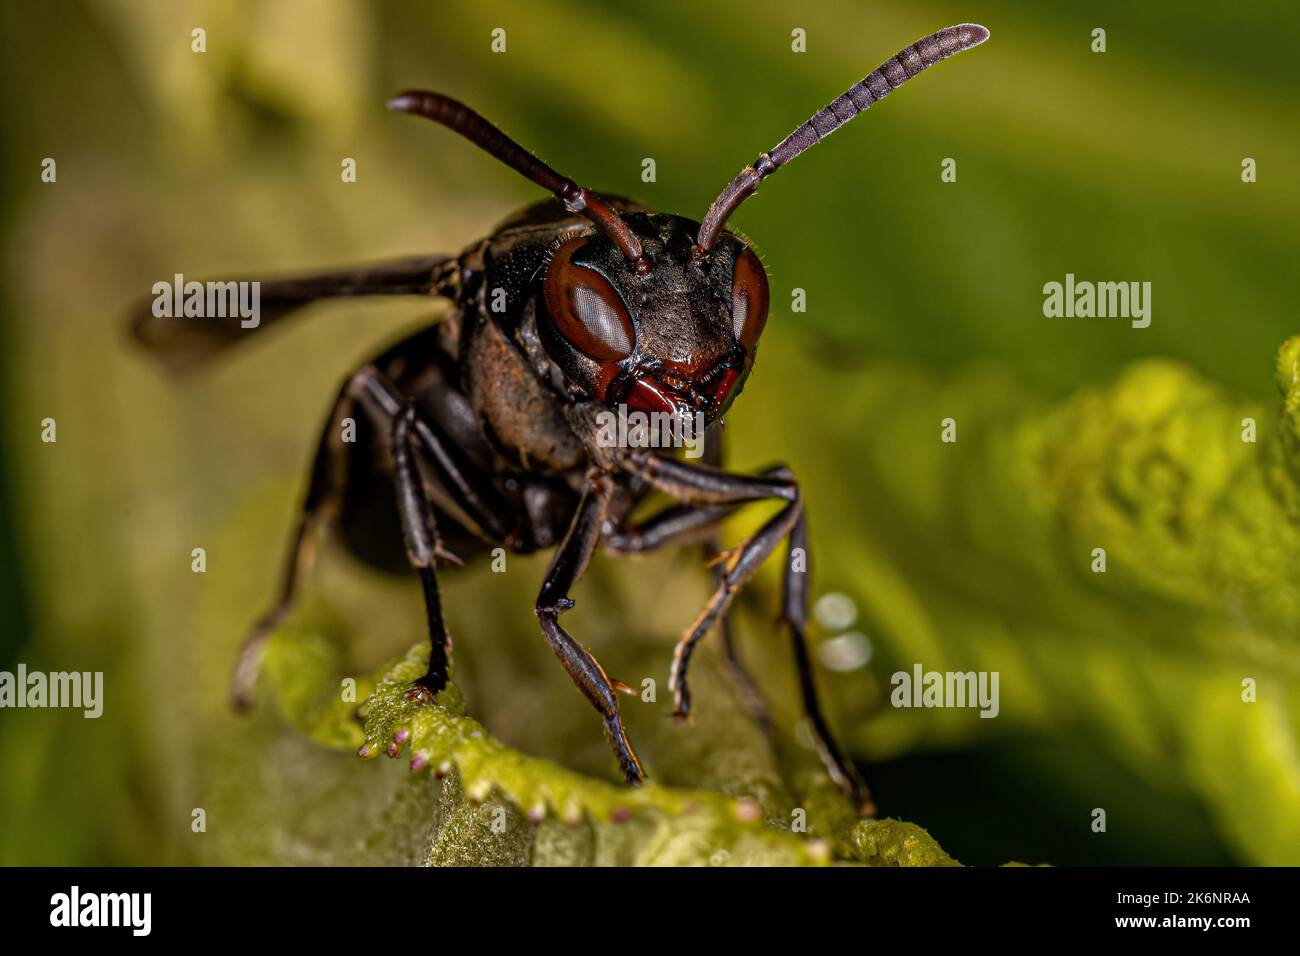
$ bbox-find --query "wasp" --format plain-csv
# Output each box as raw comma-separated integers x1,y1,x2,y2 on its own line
134,24,989,813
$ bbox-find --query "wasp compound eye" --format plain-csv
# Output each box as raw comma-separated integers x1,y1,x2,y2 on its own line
543,237,635,362
731,247,769,350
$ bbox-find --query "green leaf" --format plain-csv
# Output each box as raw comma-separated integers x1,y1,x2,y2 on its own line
242,624,954,866
740,337,1300,864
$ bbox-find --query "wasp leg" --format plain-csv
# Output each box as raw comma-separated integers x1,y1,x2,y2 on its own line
347,371,486,693
615,452,797,721
348,367,514,544
231,363,516,708
619,452,798,505
602,502,735,554
671,496,802,722
388,404,452,692
230,379,354,709
700,429,780,746
780,510,871,814
617,452,869,810
536,472,645,784
601,496,781,745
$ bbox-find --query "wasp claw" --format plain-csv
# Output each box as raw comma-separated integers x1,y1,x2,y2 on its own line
434,543,464,567
404,682,437,704
704,548,736,569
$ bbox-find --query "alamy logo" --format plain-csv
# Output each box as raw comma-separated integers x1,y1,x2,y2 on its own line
50,886,151,936
594,403,706,459
0,664,102,718
890,664,1000,718
1042,273,1151,328
151,273,261,328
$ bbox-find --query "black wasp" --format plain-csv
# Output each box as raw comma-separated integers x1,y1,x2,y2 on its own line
135,24,989,812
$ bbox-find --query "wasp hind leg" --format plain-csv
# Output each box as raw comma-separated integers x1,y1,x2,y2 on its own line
230,379,354,710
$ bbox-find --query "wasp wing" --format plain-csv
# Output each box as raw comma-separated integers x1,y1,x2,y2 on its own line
130,254,455,373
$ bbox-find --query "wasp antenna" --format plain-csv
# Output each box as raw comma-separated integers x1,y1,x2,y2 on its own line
388,91,650,272
695,23,990,253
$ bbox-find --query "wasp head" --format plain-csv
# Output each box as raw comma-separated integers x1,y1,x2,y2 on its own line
537,212,768,427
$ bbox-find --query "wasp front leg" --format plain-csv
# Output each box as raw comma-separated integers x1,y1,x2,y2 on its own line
616,451,796,722
536,471,644,784
699,427,779,745
617,451,870,812
602,483,778,744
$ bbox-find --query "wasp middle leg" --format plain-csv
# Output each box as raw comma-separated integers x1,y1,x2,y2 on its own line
233,360,519,706
347,365,518,693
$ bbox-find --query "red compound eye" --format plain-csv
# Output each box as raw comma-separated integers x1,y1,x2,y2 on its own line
730,246,769,351
543,237,635,362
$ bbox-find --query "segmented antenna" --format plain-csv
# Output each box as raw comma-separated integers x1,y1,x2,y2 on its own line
695,23,990,253
388,91,651,274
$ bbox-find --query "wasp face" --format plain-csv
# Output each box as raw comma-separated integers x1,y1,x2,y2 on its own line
538,212,769,426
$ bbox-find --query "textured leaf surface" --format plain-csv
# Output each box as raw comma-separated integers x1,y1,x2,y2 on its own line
233,623,954,866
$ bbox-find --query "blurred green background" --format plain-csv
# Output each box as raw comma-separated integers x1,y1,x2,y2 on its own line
1,0,1297,866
